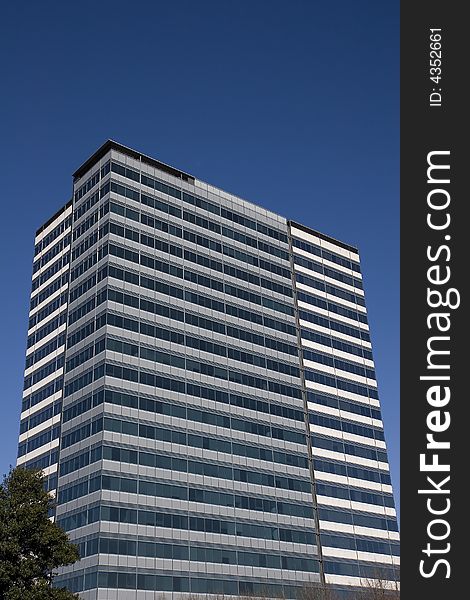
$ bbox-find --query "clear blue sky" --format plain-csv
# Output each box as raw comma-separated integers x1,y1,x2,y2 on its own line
0,1,399,514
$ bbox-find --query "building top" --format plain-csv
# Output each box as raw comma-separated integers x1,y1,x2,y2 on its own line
70,139,358,253
288,220,358,253
35,199,72,237
73,139,195,184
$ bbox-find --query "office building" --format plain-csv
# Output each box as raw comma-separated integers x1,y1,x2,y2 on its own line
18,141,399,598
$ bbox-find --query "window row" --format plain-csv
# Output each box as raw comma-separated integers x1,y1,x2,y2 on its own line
76,535,317,571
306,369,379,400
17,424,60,457
110,161,288,243
104,264,296,336
63,352,300,435
315,481,395,508
296,272,365,307
105,286,299,357
313,457,391,486
74,208,291,301
71,221,109,261
64,380,304,428
310,412,384,443
322,532,399,556
30,274,68,310
68,259,296,340
58,472,313,519
72,196,109,241
63,401,305,456
109,193,291,280
222,224,290,261
55,569,309,597
141,193,289,260
66,343,304,439
316,482,395,509
28,292,68,330
27,313,67,349
66,314,102,349
298,290,368,325
108,446,309,492
66,328,301,396
308,391,381,421
324,560,399,581
24,448,59,472
73,188,100,221
20,400,61,434
69,271,97,303
291,237,361,272
58,502,316,544
312,432,388,464
294,254,363,290
68,295,97,326
61,409,308,470
74,168,101,201
60,443,310,494
31,254,69,292
34,215,72,256
107,240,294,316
299,310,370,343
66,338,105,372
44,473,58,492
22,375,63,412
24,355,64,391
103,354,302,399
101,316,299,377
64,363,104,397
70,243,107,282
59,445,102,475
33,234,71,273
60,413,390,495
319,507,398,532
303,348,375,381
67,298,297,354
25,333,66,370
301,328,373,361
122,205,291,279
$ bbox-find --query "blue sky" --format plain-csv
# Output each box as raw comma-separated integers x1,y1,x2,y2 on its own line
0,1,399,513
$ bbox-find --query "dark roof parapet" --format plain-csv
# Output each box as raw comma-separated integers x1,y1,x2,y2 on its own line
73,139,195,184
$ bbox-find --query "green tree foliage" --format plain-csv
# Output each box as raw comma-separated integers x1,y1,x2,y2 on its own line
0,467,80,600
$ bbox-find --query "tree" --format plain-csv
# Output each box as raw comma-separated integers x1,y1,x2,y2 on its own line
358,567,400,600
0,467,80,600
298,582,340,600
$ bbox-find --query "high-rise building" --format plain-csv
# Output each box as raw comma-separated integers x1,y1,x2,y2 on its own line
18,141,399,599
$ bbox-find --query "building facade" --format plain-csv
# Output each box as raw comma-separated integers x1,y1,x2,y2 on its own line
18,141,399,598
